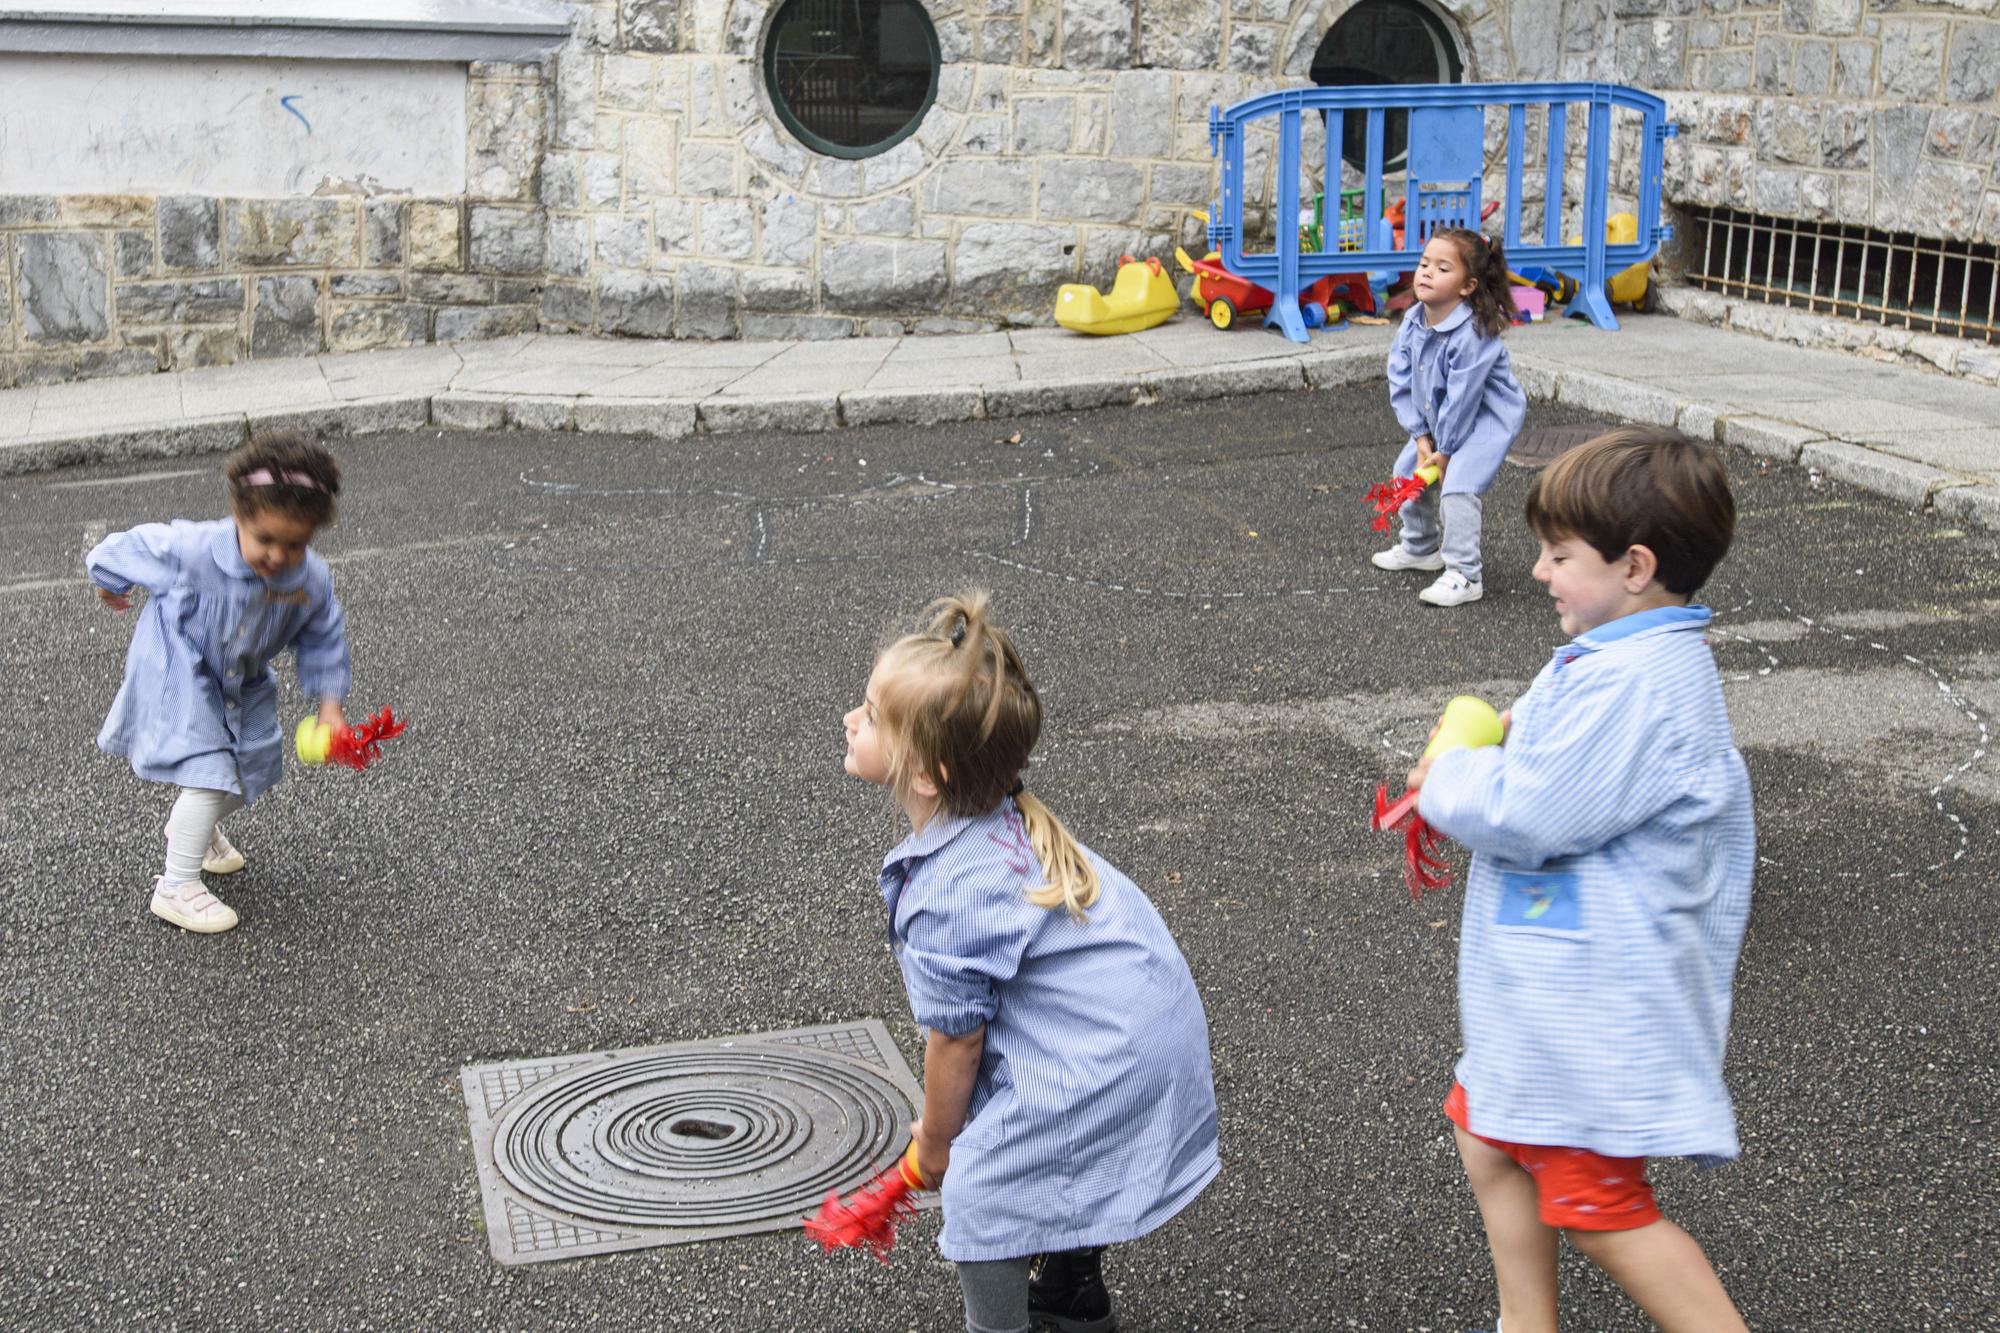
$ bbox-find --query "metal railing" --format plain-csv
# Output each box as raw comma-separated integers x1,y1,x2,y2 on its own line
1684,206,2000,346
1208,82,1675,341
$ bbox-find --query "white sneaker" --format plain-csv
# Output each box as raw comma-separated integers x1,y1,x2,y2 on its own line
162,825,246,875
150,876,239,934
202,826,245,875
1371,546,1446,572
1418,570,1484,606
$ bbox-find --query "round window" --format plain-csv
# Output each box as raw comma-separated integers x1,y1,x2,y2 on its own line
764,0,941,160
1310,0,1464,172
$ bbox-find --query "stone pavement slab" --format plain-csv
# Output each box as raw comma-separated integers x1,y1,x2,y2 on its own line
0,307,1994,528
1869,428,2000,472
0,393,34,437
1694,371,1891,404
178,359,335,417
866,356,1011,389
584,365,744,399
27,379,183,436
1016,344,1168,379
879,331,1013,362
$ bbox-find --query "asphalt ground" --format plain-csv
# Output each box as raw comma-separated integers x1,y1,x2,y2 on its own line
1,383,1995,1332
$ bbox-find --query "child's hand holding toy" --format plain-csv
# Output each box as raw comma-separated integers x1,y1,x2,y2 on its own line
1406,706,1509,792
1414,435,1448,479
1372,696,1505,895
908,1116,951,1191
1363,455,1445,532
296,705,406,771
803,1138,932,1262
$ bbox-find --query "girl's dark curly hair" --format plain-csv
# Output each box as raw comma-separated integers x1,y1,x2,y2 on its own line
1430,226,1518,339
223,430,341,528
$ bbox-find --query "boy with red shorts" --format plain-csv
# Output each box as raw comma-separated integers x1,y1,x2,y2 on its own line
1408,427,1753,1333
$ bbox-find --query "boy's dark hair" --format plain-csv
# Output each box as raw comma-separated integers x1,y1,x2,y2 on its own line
1430,226,1517,339
1525,426,1735,595
224,430,341,528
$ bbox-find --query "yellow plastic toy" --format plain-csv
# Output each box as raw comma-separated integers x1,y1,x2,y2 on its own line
1599,211,1653,310
1054,255,1180,335
294,707,406,770
1423,696,1506,759
296,716,331,766
1513,211,1655,313
1372,695,1505,896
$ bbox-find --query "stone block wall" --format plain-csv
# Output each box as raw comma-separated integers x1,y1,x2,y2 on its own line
1587,0,2000,249
4,0,1995,389
531,0,1299,343
0,62,548,389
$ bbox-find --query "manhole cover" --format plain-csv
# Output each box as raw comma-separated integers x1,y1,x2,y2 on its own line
1507,422,1614,468
461,1020,931,1265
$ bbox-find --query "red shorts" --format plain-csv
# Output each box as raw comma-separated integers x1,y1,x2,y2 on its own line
1444,1084,1661,1232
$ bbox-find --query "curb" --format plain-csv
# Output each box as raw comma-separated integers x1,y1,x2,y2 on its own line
1655,285,2000,387
3,350,1992,533
1509,352,1994,530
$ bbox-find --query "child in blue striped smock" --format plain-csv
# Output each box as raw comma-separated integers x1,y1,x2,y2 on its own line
1406,427,1752,1333
88,431,351,936
1375,226,1527,607
842,593,1219,1333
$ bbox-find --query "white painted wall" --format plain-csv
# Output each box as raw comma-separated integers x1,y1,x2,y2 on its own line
0,54,466,195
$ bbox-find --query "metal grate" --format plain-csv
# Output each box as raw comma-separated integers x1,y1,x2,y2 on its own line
1507,423,1616,468
765,0,936,158
772,0,859,144
1683,206,1999,345
460,1020,931,1265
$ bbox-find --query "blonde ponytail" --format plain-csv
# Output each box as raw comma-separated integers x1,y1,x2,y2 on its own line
873,591,1103,924
1016,788,1101,922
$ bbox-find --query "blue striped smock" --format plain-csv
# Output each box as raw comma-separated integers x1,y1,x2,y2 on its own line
1418,606,1754,1162
87,519,350,802
879,798,1221,1261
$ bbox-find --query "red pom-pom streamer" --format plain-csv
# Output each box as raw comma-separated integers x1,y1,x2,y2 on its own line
1371,783,1454,897
327,707,407,771
803,1152,924,1263
1362,474,1433,532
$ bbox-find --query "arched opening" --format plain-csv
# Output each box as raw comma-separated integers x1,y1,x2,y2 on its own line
764,0,939,160
1310,0,1464,173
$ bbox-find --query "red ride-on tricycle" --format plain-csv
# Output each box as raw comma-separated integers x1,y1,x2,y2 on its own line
1172,246,1375,331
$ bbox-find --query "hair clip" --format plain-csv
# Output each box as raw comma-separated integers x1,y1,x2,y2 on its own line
948,620,966,648
240,468,323,492
1007,779,1024,798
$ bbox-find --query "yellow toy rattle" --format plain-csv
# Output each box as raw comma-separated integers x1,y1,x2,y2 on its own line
295,706,407,771
1370,695,1504,895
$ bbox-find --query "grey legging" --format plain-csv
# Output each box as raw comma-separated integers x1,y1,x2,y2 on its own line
1397,486,1486,584
957,1256,1033,1333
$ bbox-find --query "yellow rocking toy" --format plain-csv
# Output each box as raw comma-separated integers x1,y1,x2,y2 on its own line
1054,255,1180,335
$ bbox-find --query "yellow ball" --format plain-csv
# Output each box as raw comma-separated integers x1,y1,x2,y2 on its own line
295,717,330,766
1421,696,1504,760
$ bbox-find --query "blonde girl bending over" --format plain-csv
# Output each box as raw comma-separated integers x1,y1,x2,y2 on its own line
842,592,1220,1333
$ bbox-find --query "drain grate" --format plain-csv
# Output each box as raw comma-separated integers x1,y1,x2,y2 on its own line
1507,423,1614,468
461,1020,930,1265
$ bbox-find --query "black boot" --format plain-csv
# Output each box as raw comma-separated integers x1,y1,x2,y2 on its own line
1027,1247,1116,1333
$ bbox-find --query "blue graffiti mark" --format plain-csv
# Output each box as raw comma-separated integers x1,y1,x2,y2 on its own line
280,95,311,134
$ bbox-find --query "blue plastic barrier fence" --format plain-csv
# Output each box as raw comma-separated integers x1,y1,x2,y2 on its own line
1208,82,1676,342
